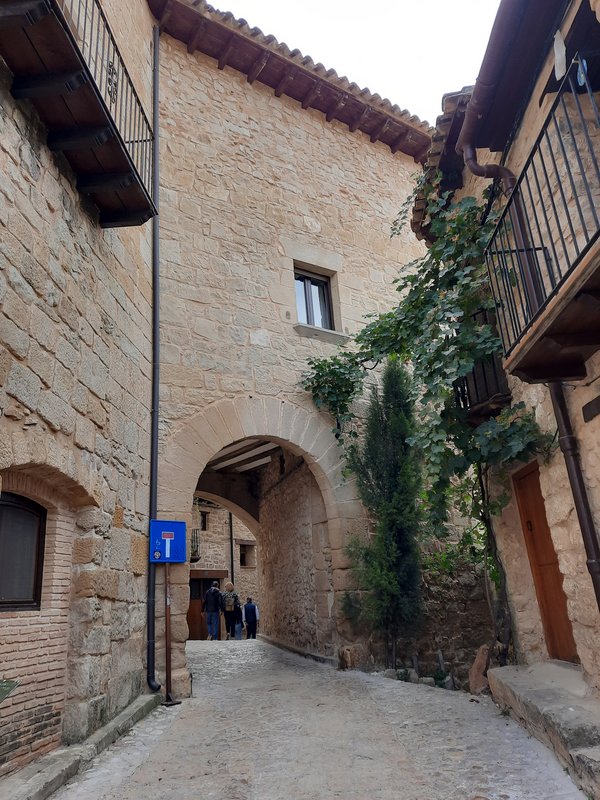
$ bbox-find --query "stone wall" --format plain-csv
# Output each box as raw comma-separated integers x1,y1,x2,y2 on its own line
0,41,153,773
258,454,335,655
156,32,425,684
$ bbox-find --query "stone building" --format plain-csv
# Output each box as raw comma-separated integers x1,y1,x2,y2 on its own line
413,0,600,789
0,0,430,777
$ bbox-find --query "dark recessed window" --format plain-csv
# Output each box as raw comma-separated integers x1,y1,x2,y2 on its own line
295,270,333,330
200,511,209,531
0,493,46,611
239,543,256,568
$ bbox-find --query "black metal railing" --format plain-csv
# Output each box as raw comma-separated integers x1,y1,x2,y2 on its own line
454,311,511,419
485,53,600,355
54,0,153,197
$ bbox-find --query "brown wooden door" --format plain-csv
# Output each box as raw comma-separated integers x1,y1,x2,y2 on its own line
513,462,578,662
187,578,207,640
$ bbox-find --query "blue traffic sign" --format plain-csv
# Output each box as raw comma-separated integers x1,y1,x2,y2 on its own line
149,519,187,563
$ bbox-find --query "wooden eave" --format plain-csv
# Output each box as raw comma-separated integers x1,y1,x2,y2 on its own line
410,87,472,241
147,0,433,161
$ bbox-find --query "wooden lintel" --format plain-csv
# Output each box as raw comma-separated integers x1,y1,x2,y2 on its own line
48,126,114,152
77,172,134,193
0,0,50,27
544,332,600,349
370,118,390,144
274,67,295,97
100,208,155,228
187,18,207,54
325,92,348,123
301,80,321,109
247,51,269,84
348,106,370,133
12,71,88,99
218,36,235,71
159,0,174,31
391,128,408,154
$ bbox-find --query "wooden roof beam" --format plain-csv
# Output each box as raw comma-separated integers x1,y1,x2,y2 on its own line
301,79,321,109
348,105,370,133
247,51,270,84
414,139,431,162
187,18,208,54
326,92,348,123
274,67,295,97
218,36,235,70
391,128,408,154
159,0,174,31
370,117,390,144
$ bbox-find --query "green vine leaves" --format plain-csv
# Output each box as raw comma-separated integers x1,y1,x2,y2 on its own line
300,172,552,526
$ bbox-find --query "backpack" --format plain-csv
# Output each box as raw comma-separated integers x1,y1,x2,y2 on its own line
224,593,237,612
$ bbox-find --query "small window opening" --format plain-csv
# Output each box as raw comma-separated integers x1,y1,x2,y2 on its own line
294,269,334,330
0,492,46,611
239,543,256,568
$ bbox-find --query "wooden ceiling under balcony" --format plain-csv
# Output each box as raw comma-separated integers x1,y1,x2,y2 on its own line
0,0,156,227
148,0,433,162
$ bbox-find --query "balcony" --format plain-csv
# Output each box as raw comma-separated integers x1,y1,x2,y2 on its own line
485,53,600,382
0,0,156,227
454,312,512,425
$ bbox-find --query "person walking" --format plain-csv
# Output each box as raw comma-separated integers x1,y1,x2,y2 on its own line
243,597,259,639
203,580,222,641
234,602,244,640
221,581,240,640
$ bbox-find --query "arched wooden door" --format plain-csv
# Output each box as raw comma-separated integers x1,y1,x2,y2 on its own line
513,462,578,662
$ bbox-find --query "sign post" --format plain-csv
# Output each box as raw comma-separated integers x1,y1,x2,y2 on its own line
149,520,186,705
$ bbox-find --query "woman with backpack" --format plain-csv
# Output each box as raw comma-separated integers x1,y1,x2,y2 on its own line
221,581,240,640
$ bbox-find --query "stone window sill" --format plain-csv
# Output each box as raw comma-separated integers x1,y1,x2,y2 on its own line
294,324,349,345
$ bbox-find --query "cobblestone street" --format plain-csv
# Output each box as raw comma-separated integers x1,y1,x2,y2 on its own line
49,641,584,800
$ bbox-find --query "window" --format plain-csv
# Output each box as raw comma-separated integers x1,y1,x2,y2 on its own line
200,511,209,531
0,493,46,610
239,543,256,568
295,270,333,330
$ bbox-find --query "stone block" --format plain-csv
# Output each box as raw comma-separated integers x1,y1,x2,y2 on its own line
5,361,41,410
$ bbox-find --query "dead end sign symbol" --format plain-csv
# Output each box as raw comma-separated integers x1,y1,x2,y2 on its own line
162,531,174,558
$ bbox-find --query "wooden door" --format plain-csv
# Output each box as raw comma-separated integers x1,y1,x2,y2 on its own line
513,462,578,662
187,578,207,640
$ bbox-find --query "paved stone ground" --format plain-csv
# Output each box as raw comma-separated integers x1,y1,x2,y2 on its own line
49,641,585,800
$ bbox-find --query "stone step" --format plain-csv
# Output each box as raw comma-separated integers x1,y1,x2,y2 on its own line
488,660,600,797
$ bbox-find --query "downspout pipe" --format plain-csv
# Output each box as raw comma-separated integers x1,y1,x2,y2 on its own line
549,383,600,610
147,24,161,693
229,512,235,585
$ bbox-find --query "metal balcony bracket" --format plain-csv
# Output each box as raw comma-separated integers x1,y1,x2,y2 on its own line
12,70,88,99
48,126,114,152
77,172,134,193
0,0,50,28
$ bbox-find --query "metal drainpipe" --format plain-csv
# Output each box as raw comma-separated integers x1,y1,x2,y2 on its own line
229,512,235,585
549,382,600,610
147,24,161,693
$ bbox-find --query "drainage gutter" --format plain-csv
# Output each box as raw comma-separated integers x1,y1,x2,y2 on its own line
147,23,161,693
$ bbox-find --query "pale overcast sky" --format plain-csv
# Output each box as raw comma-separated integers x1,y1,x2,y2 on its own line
218,0,501,125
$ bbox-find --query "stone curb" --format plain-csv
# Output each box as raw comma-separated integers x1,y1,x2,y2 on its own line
0,694,162,800
258,634,338,668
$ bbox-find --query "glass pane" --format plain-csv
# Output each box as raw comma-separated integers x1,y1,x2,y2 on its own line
310,280,331,329
295,277,308,324
0,505,40,603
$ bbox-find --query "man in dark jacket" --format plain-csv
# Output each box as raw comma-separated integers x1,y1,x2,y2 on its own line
243,597,259,639
203,581,222,640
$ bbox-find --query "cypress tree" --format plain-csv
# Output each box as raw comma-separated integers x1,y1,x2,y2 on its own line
346,359,421,667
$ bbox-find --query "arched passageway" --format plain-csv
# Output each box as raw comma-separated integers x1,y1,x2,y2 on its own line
158,396,370,696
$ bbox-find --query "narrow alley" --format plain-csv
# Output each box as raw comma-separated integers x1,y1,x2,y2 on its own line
47,641,583,800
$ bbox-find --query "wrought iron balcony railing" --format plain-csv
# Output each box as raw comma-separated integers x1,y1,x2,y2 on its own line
55,0,153,197
453,311,511,424
0,0,156,226
485,53,600,361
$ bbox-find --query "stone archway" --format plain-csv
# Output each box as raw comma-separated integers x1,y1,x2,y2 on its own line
158,396,369,694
